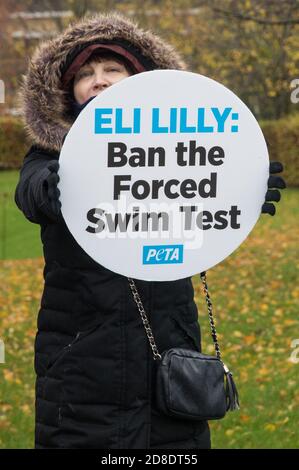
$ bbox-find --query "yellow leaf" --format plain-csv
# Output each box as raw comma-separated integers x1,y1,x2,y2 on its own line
233,331,243,338
284,319,297,326
258,367,269,376
264,424,276,432
244,335,255,345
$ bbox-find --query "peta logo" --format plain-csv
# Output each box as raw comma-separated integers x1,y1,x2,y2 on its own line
143,244,183,264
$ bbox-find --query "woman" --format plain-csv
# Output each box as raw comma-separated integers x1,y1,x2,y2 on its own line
14,12,285,449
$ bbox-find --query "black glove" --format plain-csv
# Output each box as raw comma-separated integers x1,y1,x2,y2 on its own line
261,161,286,216
41,160,61,220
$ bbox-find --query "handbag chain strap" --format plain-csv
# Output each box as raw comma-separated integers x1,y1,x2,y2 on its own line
199,271,222,361
127,277,162,361
127,271,222,363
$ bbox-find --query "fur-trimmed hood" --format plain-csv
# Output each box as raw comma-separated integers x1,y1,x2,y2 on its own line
19,12,187,153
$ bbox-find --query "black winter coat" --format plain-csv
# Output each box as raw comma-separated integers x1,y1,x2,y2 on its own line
15,12,211,449
15,145,210,449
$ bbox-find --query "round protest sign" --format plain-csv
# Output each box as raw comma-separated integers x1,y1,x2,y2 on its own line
59,70,269,281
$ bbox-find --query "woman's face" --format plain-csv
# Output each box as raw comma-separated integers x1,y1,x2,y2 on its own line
73,58,132,104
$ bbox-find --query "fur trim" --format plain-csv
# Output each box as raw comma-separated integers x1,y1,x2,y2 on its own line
18,12,187,152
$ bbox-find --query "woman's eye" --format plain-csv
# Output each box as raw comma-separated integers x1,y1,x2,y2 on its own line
79,70,92,78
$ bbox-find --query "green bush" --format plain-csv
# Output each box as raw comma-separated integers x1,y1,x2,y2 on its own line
0,116,29,170
0,113,298,186
261,113,299,187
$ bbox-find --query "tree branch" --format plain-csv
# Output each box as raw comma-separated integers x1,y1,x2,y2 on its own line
212,7,299,25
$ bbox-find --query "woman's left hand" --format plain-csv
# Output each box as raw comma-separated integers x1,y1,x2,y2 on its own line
261,161,286,216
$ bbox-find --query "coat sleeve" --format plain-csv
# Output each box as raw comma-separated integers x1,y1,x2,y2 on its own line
14,145,59,225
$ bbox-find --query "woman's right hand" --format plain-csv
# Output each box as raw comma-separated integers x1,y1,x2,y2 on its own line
42,160,61,218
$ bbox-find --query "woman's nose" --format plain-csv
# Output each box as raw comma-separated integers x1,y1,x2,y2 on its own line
92,73,110,91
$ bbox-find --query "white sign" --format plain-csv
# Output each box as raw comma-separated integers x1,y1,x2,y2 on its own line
59,70,269,281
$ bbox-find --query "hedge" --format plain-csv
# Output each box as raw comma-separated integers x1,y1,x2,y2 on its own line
260,113,299,188
0,113,298,186
0,116,29,170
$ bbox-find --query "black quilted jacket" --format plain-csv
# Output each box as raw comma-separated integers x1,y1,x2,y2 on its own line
14,12,210,449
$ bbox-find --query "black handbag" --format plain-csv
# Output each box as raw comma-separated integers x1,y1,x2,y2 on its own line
128,271,240,421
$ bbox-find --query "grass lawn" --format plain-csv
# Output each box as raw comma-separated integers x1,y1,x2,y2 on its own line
0,170,43,260
0,170,298,448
